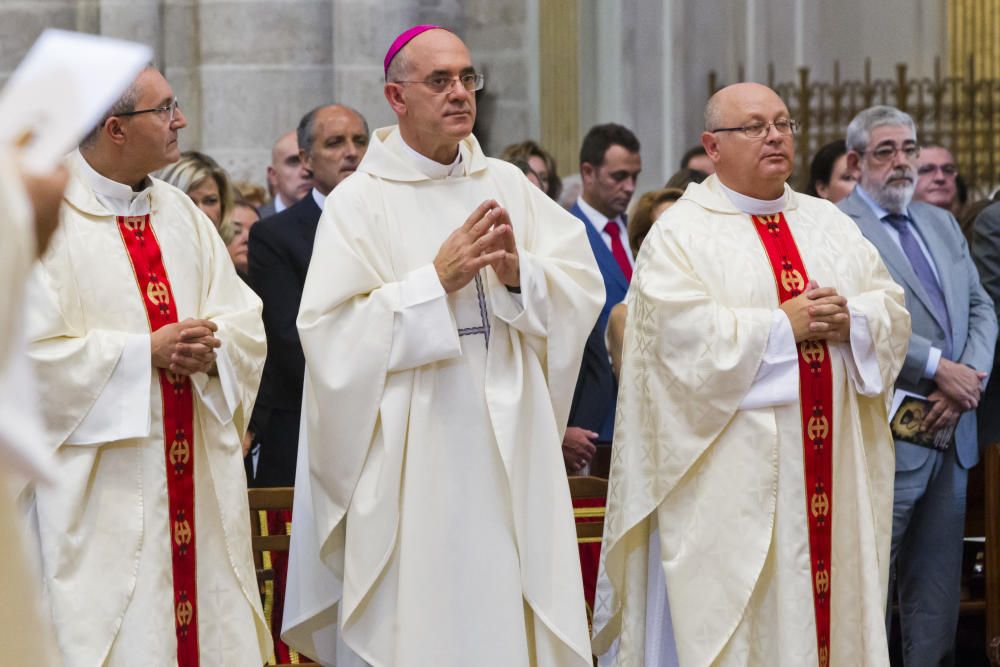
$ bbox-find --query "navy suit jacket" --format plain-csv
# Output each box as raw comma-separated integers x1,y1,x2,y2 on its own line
839,189,997,470
567,202,629,442
247,193,322,485
569,202,630,335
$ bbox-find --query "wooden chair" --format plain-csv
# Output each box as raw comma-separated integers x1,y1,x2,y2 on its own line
569,475,608,543
569,475,608,642
247,487,315,666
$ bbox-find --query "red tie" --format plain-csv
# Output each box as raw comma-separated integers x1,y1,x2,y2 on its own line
603,220,632,283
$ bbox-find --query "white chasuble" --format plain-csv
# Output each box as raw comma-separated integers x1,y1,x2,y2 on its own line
0,154,59,666
283,126,604,667
592,176,911,666
27,153,271,666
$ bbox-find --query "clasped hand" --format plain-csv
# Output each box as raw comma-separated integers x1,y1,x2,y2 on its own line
932,358,987,411
780,280,851,344
434,199,520,293
151,318,221,376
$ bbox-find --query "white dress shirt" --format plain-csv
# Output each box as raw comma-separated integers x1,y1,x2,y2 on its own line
574,196,635,267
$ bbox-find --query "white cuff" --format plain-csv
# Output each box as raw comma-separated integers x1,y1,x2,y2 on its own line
190,342,240,426
837,305,884,397
740,309,799,410
490,251,547,338
66,333,152,445
387,264,462,372
924,346,942,380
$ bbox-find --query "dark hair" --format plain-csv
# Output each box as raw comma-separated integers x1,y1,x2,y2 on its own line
679,145,707,170
579,123,640,168
805,140,848,196
628,188,684,256
297,105,369,157
955,173,968,207
664,167,708,191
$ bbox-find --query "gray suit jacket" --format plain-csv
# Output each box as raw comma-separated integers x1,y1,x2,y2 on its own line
839,188,997,470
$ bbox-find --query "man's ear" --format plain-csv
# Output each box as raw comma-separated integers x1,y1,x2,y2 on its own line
384,83,406,116
846,151,862,173
105,117,128,147
701,131,721,162
580,162,595,186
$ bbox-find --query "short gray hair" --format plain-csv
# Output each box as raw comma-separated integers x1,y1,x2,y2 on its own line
386,48,411,83
296,104,370,157
79,64,156,148
704,92,724,131
845,105,916,153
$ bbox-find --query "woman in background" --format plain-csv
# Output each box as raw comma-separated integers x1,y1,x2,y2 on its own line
158,150,236,244
607,187,684,378
805,139,856,202
501,140,563,201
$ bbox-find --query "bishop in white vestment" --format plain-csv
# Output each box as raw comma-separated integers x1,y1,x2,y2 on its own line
282,26,602,667
593,84,911,666
27,67,271,666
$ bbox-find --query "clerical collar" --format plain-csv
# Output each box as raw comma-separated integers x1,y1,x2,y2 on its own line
718,180,787,215
311,187,327,211
73,150,153,217
397,135,464,179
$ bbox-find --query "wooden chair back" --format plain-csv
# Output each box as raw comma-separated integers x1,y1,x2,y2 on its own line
569,475,608,543
247,487,315,666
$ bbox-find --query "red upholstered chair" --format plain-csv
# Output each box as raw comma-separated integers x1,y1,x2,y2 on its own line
569,475,608,631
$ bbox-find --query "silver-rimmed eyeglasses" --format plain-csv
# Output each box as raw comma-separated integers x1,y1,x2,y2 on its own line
116,97,181,123
710,119,799,138
394,73,485,94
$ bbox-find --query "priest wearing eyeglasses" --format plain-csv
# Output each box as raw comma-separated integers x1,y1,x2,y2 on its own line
27,66,271,666
282,24,602,667
593,83,911,666
840,106,996,667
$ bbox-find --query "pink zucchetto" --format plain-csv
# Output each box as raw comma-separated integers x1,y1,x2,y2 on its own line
383,25,447,78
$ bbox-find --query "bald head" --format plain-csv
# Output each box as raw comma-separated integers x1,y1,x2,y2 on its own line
272,131,297,164
701,83,794,199
705,82,786,131
267,129,311,206
383,28,477,163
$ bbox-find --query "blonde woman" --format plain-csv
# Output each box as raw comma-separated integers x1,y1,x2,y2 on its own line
158,150,236,244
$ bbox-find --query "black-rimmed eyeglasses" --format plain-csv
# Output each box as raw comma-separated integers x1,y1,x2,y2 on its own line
859,144,920,163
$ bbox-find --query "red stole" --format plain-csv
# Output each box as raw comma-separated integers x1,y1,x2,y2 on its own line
116,214,200,666
751,212,833,667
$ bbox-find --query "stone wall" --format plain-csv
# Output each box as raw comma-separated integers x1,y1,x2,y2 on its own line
0,0,537,185
0,0,947,189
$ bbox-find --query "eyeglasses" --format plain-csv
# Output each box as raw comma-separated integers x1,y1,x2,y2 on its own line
394,73,485,94
710,119,799,138
116,98,181,123
917,163,958,177
859,144,920,163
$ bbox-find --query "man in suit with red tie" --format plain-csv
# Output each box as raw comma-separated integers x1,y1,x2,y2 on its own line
567,123,642,472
